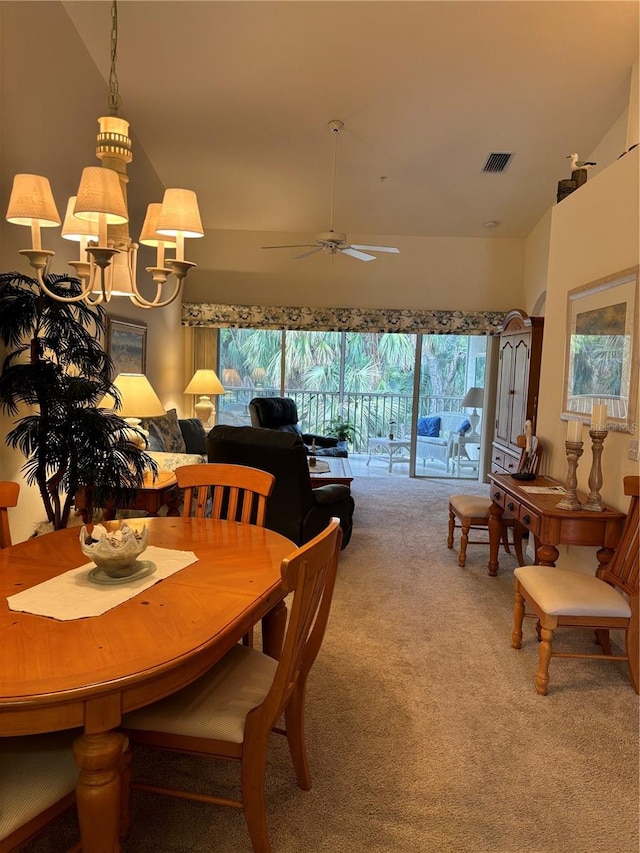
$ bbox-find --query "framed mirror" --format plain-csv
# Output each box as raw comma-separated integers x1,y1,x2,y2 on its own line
562,266,638,433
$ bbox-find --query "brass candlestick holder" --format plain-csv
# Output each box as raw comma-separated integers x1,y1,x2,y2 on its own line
584,428,608,512
556,440,583,511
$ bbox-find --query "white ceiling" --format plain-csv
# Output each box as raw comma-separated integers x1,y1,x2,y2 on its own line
63,1,638,243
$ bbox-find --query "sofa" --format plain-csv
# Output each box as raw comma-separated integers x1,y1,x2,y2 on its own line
415,413,471,468
139,409,207,472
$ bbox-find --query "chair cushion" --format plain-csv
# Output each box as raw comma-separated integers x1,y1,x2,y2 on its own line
514,566,632,617
450,494,492,517
123,644,277,744
0,731,78,842
417,415,441,437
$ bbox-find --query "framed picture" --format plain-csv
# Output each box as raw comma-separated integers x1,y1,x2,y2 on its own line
562,266,638,433
107,317,147,375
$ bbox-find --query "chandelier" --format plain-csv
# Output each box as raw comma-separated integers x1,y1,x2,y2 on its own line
4,1,203,309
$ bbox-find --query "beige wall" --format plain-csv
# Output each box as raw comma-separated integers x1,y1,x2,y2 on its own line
533,148,639,568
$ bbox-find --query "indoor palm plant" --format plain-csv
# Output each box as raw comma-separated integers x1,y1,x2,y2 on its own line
0,271,156,530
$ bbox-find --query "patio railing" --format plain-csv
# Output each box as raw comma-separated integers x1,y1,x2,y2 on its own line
218,388,465,454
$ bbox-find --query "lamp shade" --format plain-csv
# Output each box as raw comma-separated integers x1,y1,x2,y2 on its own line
156,189,204,239
184,369,225,396
139,203,176,247
462,387,484,409
74,167,128,224
61,196,99,242
100,373,165,418
6,174,61,227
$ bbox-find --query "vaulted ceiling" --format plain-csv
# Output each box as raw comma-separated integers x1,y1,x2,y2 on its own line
62,0,638,246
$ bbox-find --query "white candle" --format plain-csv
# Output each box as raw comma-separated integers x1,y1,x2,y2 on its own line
591,403,608,430
566,419,582,443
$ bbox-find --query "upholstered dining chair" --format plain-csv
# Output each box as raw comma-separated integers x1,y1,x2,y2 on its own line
512,475,639,696
0,481,20,549
176,462,275,524
447,439,543,567
122,518,342,853
0,731,81,853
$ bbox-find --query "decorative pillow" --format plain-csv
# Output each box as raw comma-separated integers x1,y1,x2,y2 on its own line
146,421,166,452
417,416,441,437
457,418,472,435
140,408,186,453
179,418,206,454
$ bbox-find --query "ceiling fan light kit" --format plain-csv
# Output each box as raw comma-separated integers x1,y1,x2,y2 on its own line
262,120,399,263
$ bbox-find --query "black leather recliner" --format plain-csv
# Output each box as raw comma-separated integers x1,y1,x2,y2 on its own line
206,425,354,549
248,397,348,458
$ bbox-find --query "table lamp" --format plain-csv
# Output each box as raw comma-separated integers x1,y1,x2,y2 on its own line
462,386,484,439
184,369,225,427
100,373,165,448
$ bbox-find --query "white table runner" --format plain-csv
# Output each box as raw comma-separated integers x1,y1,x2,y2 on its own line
7,546,198,621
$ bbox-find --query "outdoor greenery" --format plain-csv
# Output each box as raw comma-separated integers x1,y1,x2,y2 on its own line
218,328,482,445
0,272,155,530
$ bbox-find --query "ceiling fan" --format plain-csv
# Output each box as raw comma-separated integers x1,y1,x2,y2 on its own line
262,120,400,262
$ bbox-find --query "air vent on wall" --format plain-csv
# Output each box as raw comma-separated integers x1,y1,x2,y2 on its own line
482,152,514,173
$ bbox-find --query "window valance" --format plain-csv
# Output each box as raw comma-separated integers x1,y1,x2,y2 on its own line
182,302,505,335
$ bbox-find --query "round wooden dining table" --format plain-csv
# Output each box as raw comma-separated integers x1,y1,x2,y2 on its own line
0,516,294,853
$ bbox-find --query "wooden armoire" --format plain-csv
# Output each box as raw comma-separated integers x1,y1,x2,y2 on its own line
491,309,544,474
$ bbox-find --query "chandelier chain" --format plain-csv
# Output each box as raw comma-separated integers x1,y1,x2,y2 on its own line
108,0,121,114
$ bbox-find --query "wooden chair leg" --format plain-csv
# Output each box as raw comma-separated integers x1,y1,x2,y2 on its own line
447,509,456,549
512,522,525,566
459,520,470,567
595,629,612,655
536,624,555,695
627,596,639,694
512,588,525,649
241,737,271,853
284,681,312,790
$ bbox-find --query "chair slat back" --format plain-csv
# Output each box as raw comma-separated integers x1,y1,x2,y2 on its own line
600,475,639,596
256,518,342,725
176,464,275,526
0,482,20,549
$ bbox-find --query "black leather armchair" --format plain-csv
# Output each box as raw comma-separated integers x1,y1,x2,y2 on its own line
248,397,348,458
206,425,354,549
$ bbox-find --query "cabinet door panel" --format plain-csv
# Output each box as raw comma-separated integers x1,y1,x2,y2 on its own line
495,340,514,445
510,337,530,447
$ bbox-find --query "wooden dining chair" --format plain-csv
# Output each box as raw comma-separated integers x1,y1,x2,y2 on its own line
447,439,543,567
512,475,639,695
176,463,275,525
0,481,20,549
0,731,80,853
122,518,342,853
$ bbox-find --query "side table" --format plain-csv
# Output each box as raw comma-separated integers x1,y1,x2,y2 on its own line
75,471,181,523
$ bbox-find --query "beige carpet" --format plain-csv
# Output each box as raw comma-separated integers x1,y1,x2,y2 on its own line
25,471,639,852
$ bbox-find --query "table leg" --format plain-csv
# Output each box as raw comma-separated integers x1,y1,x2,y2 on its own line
73,730,127,853
262,600,287,660
488,502,504,576
535,543,559,566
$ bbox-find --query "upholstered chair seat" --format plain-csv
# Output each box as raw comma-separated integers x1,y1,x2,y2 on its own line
514,566,632,618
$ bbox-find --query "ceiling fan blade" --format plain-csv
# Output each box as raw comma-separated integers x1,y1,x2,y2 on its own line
294,247,324,259
350,244,400,254
341,247,376,262
261,244,316,249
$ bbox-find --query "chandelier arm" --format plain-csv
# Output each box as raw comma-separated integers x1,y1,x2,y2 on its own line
35,267,101,304
130,275,184,309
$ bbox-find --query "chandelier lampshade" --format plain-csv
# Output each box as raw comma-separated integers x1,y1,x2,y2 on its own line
61,197,99,243
4,0,204,310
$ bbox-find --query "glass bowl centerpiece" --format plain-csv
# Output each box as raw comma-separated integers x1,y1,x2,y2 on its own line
80,523,149,579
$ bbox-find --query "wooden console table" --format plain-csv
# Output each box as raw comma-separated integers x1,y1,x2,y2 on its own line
75,471,181,523
487,473,626,576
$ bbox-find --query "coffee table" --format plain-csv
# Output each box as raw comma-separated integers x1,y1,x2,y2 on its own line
308,455,353,488
366,436,411,472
